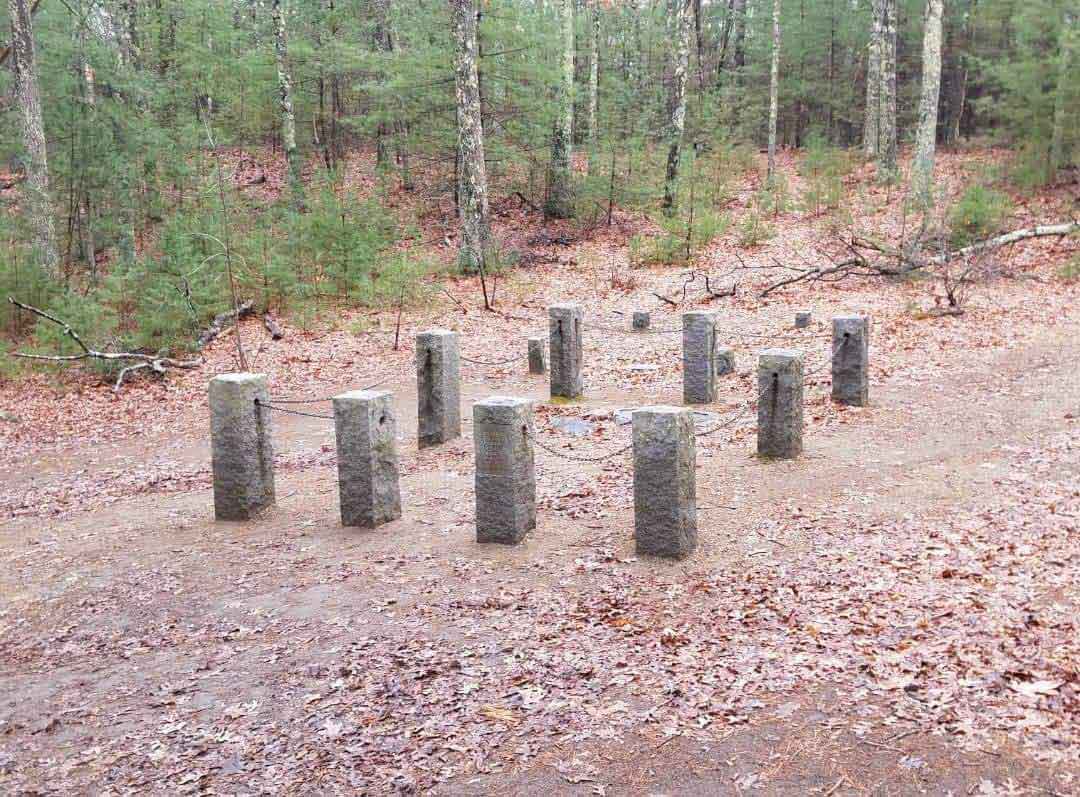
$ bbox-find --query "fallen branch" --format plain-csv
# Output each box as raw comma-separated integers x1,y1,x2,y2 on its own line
932,222,1079,264
196,300,255,350
263,313,284,340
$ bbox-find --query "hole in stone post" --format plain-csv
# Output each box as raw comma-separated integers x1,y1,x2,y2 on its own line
380,414,388,425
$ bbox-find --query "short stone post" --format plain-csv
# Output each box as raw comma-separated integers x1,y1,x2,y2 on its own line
715,347,736,377
209,373,275,521
528,337,547,375
831,315,870,406
757,349,804,459
632,311,651,331
683,311,718,405
416,329,461,448
633,406,696,559
795,310,812,329
333,390,402,528
549,304,583,399
474,397,536,544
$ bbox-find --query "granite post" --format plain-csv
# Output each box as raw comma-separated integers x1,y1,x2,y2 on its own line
528,337,547,375
831,315,870,406
683,311,718,404
633,406,697,559
474,397,536,544
757,349,804,459
209,373,275,520
416,329,461,448
549,304,583,399
333,390,402,528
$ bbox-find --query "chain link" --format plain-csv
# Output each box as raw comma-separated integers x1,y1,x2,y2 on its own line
267,379,388,404
460,353,525,366
255,399,334,420
526,425,633,463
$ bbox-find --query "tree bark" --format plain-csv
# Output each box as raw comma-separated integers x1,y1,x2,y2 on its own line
587,0,600,174
876,0,899,183
271,0,304,211
767,0,781,182
910,0,944,206
662,0,693,214
8,0,60,280
864,0,883,157
546,0,575,218
451,0,492,271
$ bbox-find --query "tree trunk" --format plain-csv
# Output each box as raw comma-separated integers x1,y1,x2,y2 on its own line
864,0,883,158
662,0,692,214
587,0,600,174
451,0,492,271
374,0,394,171
876,0,899,183
910,0,944,205
767,0,781,181
546,0,575,218
8,0,60,280
1050,10,1076,181
271,0,304,211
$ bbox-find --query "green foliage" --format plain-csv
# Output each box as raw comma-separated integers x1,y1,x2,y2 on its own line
629,207,729,268
948,184,1014,247
798,134,853,215
737,209,776,247
1059,254,1080,282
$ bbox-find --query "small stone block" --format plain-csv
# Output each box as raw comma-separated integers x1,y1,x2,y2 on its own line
757,349,804,459
715,347,735,376
633,406,697,559
795,311,812,328
683,311,718,405
632,311,651,331
474,397,536,544
549,304,584,399
831,315,870,407
528,337,547,375
333,390,402,528
416,329,461,448
209,373,275,521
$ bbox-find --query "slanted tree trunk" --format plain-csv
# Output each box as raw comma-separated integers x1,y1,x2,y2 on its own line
546,0,575,218
8,0,60,280
864,0,883,157
767,0,781,182
662,0,693,214
877,0,899,183
910,0,944,206
271,0,304,211
943,0,974,146
1050,10,1077,181
451,0,492,271
586,0,600,174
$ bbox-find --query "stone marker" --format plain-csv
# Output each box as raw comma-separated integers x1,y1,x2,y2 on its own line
632,311,651,331
683,311,718,404
549,304,583,399
795,310,812,329
633,406,696,559
757,349,804,459
715,346,736,376
528,336,547,375
474,397,536,544
416,329,461,448
831,315,870,407
209,373,275,520
333,390,402,528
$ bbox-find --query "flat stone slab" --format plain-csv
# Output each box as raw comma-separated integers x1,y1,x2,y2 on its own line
550,417,594,436
616,408,718,428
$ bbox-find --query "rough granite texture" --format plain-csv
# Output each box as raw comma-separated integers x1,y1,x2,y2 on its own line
333,390,402,528
831,314,870,407
715,346,736,377
209,373,275,521
416,329,461,448
528,337,547,375
549,304,583,399
757,349,804,459
633,406,697,559
683,311,718,405
632,311,651,331
473,397,536,544
795,310,812,329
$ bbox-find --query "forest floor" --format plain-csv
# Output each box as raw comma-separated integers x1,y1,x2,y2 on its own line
1,148,1079,794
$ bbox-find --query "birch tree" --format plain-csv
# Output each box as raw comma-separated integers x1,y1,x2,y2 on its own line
767,0,781,182
586,0,599,174
910,0,944,206
451,0,492,271
662,0,693,213
8,0,61,279
545,0,574,218
271,0,304,210
877,0,899,182
864,0,883,157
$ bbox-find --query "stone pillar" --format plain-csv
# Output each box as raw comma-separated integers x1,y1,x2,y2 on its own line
632,311,651,331
416,329,461,448
549,304,583,399
795,310,812,329
633,406,696,559
209,373,275,521
831,315,870,406
757,349,804,459
473,397,536,544
333,390,402,528
683,311,717,405
528,337,547,375
715,347,736,377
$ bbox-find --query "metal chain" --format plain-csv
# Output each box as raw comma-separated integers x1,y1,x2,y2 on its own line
267,379,387,404
460,353,525,366
695,401,756,438
254,399,334,420
526,426,633,463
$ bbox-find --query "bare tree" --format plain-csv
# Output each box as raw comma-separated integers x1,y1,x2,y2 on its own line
864,0,883,157
663,0,693,214
767,0,781,182
271,0,305,211
546,0,575,218
910,0,945,205
877,0,899,182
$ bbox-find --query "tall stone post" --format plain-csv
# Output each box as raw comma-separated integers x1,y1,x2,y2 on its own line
683,311,717,405
549,304,583,399
632,311,651,331
473,397,536,544
416,329,461,448
333,390,402,528
633,406,697,559
831,315,870,407
528,336,547,375
209,373,275,521
757,349,804,459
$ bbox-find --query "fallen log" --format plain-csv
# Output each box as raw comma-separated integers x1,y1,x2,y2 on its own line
196,300,255,350
263,313,284,340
